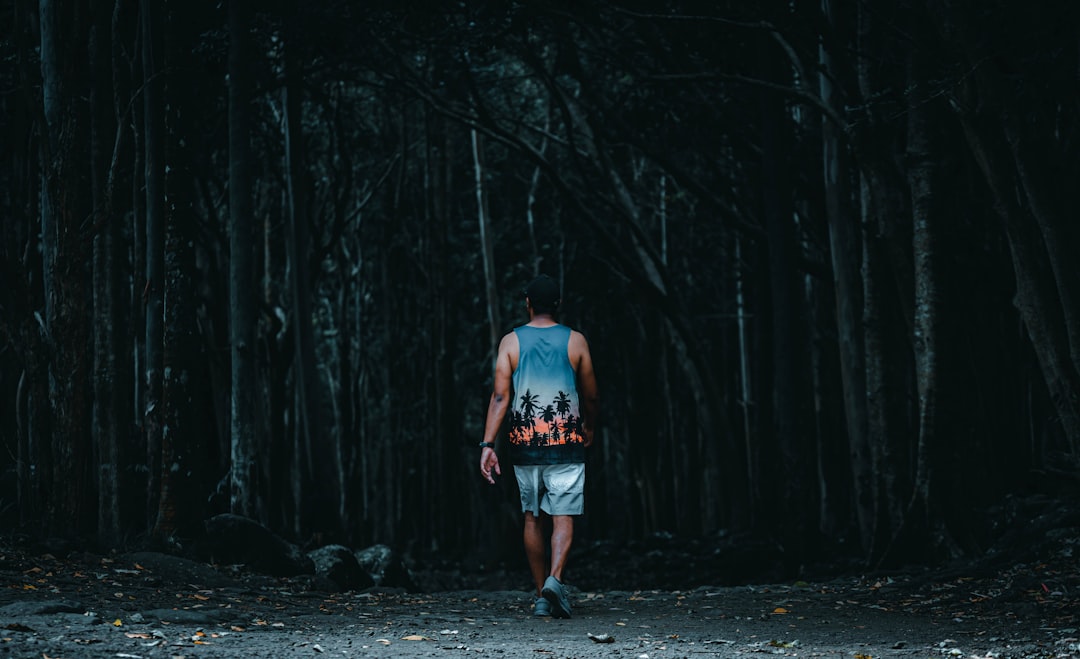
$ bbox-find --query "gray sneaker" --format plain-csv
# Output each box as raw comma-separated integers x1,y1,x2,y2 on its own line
533,597,551,616
541,575,571,618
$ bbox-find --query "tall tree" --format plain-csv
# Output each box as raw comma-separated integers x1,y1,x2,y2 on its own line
472,129,501,368
153,0,208,543
39,0,94,538
853,0,913,559
758,30,811,563
819,0,873,553
893,45,950,561
228,0,260,519
90,0,130,547
934,3,1080,461
140,0,166,530
282,0,336,536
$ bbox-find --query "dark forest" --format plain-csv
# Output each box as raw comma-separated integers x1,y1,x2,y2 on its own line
1,0,1078,581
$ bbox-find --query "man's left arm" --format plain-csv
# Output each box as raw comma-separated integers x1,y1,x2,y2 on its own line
570,331,598,447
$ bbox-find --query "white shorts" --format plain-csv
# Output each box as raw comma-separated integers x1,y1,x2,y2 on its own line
514,463,585,516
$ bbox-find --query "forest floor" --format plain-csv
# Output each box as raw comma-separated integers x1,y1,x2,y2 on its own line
0,504,1078,659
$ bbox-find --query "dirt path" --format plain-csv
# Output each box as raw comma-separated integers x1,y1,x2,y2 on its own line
0,543,1076,658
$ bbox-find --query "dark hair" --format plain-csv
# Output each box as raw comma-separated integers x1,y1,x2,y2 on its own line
524,274,560,314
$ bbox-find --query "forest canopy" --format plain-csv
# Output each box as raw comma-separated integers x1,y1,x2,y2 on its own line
0,0,1077,573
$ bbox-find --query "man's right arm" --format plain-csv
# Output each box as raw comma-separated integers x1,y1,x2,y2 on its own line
480,332,517,484
482,332,517,445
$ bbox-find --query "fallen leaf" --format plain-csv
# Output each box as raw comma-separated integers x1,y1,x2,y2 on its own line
588,633,615,643
769,640,798,648
113,619,123,627
401,634,430,641
772,607,789,614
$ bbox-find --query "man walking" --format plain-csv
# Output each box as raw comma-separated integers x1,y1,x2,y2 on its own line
479,274,598,618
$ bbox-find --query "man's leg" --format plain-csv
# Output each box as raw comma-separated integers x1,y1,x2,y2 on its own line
549,514,573,581
523,511,549,596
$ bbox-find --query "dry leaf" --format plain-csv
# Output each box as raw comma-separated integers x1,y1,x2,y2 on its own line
113,619,123,627
772,607,789,614
588,633,615,643
402,634,430,641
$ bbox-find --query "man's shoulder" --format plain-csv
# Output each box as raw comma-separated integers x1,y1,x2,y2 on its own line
499,331,520,349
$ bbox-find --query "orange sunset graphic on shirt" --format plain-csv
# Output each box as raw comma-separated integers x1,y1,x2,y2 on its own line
508,389,585,447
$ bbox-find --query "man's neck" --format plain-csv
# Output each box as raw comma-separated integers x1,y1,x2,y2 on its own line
527,313,558,327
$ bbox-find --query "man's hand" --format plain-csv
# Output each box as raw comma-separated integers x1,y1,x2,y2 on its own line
480,447,501,485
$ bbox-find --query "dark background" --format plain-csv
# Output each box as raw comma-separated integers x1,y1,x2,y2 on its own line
0,0,1077,579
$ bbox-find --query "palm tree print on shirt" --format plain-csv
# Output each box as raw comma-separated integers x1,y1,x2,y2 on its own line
508,389,583,447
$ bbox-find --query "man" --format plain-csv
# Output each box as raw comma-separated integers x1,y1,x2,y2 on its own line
479,274,598,618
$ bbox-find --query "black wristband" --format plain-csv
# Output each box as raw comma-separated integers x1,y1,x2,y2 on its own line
479,442,495,450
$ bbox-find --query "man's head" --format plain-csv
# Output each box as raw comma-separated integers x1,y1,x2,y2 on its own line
525,274,560,315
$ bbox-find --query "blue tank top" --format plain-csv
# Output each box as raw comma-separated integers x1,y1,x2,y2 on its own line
508,324,586,465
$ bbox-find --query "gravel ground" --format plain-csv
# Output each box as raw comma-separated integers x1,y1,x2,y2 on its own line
1,540,1076,659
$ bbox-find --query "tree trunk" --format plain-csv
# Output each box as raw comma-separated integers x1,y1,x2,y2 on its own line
880,49,955,564
90,0,127,547
228,0,260,520
8,0,50,525
760,52,810,565
472,129,501,367
820,0,873,554
1000,118,1080,460
931,0,1080,462
140,0,166,531
733,236,757,525
153,0,207,542
855,0,913,560
908,96,939,516
950,81,1080,461
283,2,335,537
39,0,94,539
